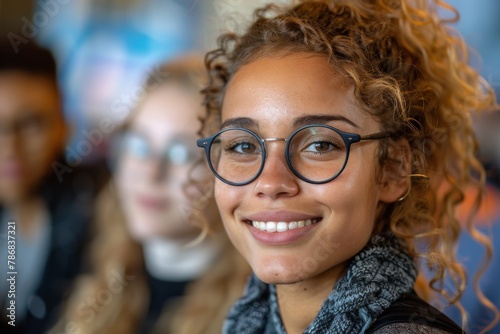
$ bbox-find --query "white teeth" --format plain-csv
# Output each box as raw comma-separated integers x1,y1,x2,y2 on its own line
265,222,277,232
276,222,288,232
251,219,320,233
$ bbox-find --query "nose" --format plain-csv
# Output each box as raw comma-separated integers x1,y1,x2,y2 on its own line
142,155,168,182
0,127,22,157
253,141,299,199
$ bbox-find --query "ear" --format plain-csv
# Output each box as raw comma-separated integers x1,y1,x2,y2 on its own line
378,138,411,203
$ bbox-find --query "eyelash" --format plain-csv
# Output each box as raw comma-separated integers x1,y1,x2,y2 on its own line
225,140,259,154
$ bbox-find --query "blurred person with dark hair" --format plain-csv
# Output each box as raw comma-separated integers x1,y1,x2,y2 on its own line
0,40,106,333
52,56,249,334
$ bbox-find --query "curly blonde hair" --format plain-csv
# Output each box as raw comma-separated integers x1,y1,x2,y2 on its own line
201,0,498,331
52,57,250,334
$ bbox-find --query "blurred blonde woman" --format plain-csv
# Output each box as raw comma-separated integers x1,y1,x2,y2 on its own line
52,57,249,334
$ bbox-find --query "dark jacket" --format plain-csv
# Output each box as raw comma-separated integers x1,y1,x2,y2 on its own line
0,159,108,334
368,291,464,334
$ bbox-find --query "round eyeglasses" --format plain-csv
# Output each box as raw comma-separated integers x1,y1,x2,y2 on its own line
197,124,389,186
120,132,199,165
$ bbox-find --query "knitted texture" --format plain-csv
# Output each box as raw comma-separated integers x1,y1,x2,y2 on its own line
223,233,417,334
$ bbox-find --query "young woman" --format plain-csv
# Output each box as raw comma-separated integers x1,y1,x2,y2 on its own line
53,57,249,334
196,0,498,333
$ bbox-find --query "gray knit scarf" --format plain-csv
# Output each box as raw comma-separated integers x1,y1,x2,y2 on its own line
223,233,417,334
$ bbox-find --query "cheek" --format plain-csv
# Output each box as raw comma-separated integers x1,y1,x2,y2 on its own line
214,180,246,212
172,164,191,183
311,160,380,229
214,181,251,258
116,157,153,187
23,132,61,166
214,182,244,233
115,160,139,202
335,151,380,206
167,165,194,203
214,181,232,218
18,135,61,187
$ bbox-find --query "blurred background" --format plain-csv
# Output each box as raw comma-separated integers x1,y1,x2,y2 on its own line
0,0,290,163
1,1,499,332
0,0,498,165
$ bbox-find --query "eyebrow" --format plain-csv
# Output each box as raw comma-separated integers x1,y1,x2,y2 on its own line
293,115,359,128
220,114,359,130
221,117,259,129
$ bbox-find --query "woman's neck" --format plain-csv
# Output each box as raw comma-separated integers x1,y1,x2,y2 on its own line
143,235,221,281
276,263,347,334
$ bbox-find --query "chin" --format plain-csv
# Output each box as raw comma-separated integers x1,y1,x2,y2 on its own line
128,223,162,242
254,269,307,285
0,187,30,204
130,231,155,243
251,258,309,285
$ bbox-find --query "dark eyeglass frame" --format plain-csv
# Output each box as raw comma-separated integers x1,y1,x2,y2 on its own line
197,124,389,186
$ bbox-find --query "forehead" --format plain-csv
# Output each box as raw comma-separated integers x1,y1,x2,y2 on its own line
0,71,60,119
131,83,202,138
222,54,372,130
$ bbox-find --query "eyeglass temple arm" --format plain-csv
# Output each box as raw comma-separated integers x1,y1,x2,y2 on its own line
359,132,390,140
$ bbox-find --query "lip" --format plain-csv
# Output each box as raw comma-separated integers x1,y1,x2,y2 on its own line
136,195,169,211
243,211,322,245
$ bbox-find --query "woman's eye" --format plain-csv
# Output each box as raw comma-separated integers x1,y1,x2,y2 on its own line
124,135,150,158
232,142,258,154
304,141,338,153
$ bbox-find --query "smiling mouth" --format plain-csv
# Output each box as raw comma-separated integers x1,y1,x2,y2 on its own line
247,218,322,233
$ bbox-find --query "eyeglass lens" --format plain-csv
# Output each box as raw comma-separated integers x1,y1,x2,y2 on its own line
121,132,198,165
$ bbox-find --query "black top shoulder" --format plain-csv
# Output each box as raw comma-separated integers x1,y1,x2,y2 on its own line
0,159,110,334
367,291,463,334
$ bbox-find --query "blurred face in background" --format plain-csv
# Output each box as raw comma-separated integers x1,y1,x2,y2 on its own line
115,82,205,241
0,72,66,204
